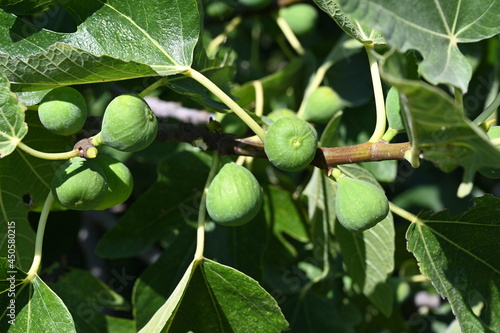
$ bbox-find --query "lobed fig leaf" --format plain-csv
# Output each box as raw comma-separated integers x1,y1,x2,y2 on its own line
206,162,263,226
264,116,318,172
279,3,318,36
335,177,389,232
100,94,158,152
302,86,343,124
51,157,107,211
38,87,88,136
92,155,134,210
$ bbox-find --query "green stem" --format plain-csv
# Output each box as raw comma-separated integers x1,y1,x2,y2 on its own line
389,202,422,225
474,92,500,125
24,191,54,283
206,16,242,57
296,53,337,118
454,86,464,110
139,77,168,98
252,80,264,117
366,45,386,143
381,128,399,142
183,68,267,141
274,15,305,56
17,141,79,160
194,151,221,261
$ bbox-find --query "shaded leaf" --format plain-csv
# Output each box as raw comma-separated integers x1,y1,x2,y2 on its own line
336,0,500,92
407,194,500,333
336,213,395,316
0,0,56,15
96,150,211,258
49,268,130,333
134,225,196,331
381,51,500,181
0,0,201,91
0,111,73,270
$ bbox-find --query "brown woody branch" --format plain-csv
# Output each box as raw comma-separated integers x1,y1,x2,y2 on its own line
155,122,411,169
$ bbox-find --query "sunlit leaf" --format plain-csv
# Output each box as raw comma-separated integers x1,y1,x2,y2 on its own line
0,0,201,91
336,0,500,92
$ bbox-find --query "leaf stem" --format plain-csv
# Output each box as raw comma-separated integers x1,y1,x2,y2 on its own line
194,151,220,261
454,86,464,110
388,202,422,225
473,91,500,125
183,68,266,141
17,141,79,160
252,80,264,117
206,16,242,57
296,48,338,118
365,45,386,143
139,77,168,98
24,191,54,283
274,15,305,56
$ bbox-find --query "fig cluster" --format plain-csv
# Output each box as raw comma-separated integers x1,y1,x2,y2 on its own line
51,155,133,211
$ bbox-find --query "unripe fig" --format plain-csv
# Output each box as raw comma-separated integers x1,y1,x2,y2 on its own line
335,177,389,232
279,3,318,36
206,1,233,18
267,108,296,123
386,87,405,131
487,125,500,140
100,94,158,152
239,0,272,10
206,162,263,226
302,86,343,124
51,157,107,210
92,155,134,210
264,117,318,172
38,87,88,136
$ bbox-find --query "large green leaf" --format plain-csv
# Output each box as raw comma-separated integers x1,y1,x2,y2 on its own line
0,260,76,332
406,195,500,333
336,213,395,317
140,259,289,333
96,150,211,258
336,0,500,92
0,0,56,15
313,0,385,45
0,73,27,157
334,164,395,316
133,225,196,331
381,51,500,191
49,268,130,333
0,0,200,91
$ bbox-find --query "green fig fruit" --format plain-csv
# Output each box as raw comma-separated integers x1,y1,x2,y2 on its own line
386,87,405,131
302,86,343,124
335,177,389,232
264,116,318,172
279,3,318,36
38,87,88,136
267,108,296,123
92,155,134,210
51,157,107,210
100,94,158,152
206,162,263,226
239,0,273,10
